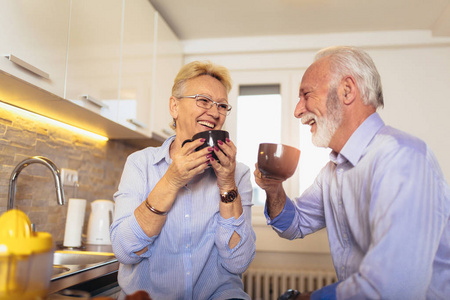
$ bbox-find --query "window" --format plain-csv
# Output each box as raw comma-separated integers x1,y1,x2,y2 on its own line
298,122,330,195
236,84,281,205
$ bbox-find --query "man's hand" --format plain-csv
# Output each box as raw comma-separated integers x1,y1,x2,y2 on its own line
254,163,287,219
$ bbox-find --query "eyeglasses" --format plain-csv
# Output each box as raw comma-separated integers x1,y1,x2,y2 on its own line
180,94,232,116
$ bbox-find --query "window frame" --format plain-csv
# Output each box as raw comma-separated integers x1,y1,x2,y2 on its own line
226,69,303,224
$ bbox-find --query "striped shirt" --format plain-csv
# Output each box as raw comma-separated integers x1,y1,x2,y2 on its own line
268,113,450,299
111,136,256,300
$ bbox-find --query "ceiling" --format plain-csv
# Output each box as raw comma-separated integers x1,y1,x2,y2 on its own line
149,0,450,40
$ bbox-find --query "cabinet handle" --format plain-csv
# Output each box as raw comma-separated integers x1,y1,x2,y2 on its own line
127,119,148,129
4,54,50,79
81,95,109,109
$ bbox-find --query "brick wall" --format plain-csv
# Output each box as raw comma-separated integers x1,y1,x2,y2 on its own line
0,106,143,242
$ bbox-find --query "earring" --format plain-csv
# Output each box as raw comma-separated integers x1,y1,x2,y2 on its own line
173,121,176,128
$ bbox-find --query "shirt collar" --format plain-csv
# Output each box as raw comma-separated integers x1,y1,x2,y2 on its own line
331,112,385,166
153,135,176,165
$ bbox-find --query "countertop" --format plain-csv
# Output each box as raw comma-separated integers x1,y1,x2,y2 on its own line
48,244,119,295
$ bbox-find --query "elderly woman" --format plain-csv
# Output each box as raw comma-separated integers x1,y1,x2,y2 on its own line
111,61,256,300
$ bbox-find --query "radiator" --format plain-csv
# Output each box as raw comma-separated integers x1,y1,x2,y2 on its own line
242,268,337,300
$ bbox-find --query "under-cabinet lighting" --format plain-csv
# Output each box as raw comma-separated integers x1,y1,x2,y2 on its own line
0,102,109,142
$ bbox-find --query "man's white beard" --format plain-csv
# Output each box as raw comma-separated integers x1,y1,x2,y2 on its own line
311,89,343,148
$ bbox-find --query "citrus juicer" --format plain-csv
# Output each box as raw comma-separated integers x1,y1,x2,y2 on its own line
0,209,54,300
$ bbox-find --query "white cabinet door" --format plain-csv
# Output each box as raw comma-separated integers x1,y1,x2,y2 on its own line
152,13,183,140
0,0,70,98
116,0,156,136
64,0,122,119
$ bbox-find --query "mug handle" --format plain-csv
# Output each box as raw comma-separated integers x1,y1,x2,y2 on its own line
182,139,193,147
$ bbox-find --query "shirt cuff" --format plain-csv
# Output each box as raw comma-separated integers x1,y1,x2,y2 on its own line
127,214,156,257
311,282,339,300
216,213,247,253
264,196,296,232
218,211,244,229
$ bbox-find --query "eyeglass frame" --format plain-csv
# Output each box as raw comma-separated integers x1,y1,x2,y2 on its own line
179,94,232,116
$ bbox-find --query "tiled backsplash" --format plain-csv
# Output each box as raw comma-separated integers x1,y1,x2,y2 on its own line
0,106,143,242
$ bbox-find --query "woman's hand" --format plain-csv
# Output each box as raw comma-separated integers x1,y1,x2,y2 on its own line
210,138,236,192
164,138,211,190
135,139,211,238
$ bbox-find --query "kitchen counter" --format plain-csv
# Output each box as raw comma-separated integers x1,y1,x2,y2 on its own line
48,244,119,296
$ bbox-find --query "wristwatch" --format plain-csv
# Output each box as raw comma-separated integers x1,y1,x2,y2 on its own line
220,187,238,203
278,289,301,300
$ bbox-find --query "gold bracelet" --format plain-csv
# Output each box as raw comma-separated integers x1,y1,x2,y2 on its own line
144,201,168,216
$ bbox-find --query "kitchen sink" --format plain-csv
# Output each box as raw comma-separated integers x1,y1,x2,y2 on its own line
53,250,116,266
52,265,71,276
49,248,119,294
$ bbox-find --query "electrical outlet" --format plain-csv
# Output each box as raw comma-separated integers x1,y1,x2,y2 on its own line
61,168,79,186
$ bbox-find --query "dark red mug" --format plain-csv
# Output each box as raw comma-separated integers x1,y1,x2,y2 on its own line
182,130,229,163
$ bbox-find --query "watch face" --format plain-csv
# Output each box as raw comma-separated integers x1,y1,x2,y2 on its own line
222,188,238,203
228,190,237,201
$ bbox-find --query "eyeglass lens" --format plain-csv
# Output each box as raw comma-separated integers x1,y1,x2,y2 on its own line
196,95,231,115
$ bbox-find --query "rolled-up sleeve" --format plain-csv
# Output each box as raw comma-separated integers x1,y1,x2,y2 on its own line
110,151,158,264
215,164,256,274
265,169,327,240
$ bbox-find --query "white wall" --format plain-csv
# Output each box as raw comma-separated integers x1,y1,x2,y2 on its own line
182,30,450,270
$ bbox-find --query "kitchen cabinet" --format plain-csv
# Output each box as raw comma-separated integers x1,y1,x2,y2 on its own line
151,13,183,140
64,0,122,118
0,0,182,147
0,0,70,98
116,0,156,136
117,5,183,142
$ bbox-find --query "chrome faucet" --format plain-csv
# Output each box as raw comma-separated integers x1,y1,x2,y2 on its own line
8,156,65,210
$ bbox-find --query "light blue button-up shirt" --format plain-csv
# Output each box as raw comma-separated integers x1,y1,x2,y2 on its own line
111,136,256,300
267,113,450,299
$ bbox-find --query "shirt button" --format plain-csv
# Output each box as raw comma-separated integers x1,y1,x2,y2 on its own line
186,244,190,249
185,214,190,218
187,272,191,276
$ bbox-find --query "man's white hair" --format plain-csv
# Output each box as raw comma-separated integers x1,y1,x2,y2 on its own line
315,46,384,109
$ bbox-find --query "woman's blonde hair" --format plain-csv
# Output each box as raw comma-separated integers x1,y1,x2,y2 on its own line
170,61,232,130
172,61,232,98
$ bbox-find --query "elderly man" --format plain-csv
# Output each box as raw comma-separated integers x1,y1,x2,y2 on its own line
255,46,450,299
